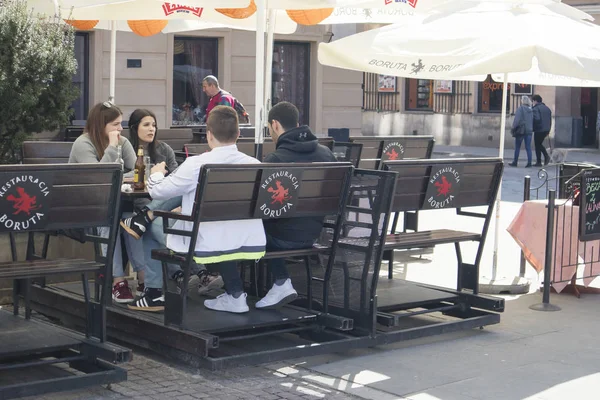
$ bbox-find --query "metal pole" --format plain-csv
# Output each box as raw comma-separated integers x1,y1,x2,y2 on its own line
491,73,509,279
530,189,561,311
254,0,266,151
519,176,531,277
264,9,276,122
109,20,117,103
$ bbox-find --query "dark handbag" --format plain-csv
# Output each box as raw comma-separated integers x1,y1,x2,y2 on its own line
511,120,526,137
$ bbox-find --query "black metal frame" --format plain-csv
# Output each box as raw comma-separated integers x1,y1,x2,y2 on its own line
0,163,129,398
23,160,504,370
153,162,354,330
327,168,398,335
382,157,504,295
333,142,363,168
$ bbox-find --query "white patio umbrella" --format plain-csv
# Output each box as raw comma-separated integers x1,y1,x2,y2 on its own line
317,0,599,286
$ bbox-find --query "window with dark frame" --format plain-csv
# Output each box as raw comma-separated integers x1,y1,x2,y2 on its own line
432,81,472,114
478,75,510,113
362,72,399,112
172,37,218,126
70,32,89,122
405,78,433,111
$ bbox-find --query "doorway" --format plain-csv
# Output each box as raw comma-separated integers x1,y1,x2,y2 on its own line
581,87,598,147
271,42,310,126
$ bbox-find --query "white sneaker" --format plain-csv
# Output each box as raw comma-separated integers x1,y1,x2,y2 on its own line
204,293,249,313
255,279,298,309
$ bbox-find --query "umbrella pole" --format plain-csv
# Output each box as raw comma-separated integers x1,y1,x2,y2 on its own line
254,0,266,158
480,73,529,295
109,20,116,103
263,9,276,131
491,73,509,279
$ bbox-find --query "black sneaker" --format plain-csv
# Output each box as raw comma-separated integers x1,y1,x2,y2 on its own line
127,288,164,312
197,270,224,295
172,269,223,295
120,210,151,240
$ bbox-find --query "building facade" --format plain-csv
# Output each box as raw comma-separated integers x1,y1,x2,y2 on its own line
65,1,600,149
360,2,600,150
68,24,363,136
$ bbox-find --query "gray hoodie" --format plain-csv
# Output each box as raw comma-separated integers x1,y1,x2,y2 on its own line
512,105,533,135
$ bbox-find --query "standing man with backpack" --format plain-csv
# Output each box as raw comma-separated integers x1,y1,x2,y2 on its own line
202,75,250,124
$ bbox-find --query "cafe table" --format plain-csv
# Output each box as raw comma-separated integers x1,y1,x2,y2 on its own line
507,199,600,295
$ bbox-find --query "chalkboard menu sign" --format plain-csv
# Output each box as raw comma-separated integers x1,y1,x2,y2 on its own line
579,168,600,241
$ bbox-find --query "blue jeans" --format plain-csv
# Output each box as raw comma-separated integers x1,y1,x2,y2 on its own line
220,234,315,295
143,215,202,289
122,197,182,278
98,227,131,279
513,134,532,165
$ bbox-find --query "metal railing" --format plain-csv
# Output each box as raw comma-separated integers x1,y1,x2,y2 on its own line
525,163,600,311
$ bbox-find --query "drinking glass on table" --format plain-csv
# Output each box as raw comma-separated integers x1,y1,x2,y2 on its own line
144,156,151,184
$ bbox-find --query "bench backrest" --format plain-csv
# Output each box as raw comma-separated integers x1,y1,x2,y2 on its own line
350,136,435,169
383,158,503,213
239,125,255,138
332,142,362,168
122,128,193,152
183,143,211,156
0,163,122,233
22,142,73,164
62,126,85,142
192,163,353,223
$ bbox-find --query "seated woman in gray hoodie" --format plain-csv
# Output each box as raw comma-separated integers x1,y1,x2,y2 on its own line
509,95,534,168
68,101,140,303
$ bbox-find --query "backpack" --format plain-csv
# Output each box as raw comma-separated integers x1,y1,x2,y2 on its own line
233,98,250,124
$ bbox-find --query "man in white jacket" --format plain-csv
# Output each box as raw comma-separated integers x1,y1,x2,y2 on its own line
128,106,266,313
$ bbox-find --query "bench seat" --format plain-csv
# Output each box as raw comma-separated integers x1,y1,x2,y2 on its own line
384,230,481,250
151,245,330,265
0,258,103,280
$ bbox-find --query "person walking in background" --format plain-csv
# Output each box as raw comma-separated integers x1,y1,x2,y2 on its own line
202,75,250,123
532,94,552,166
509,95,534,168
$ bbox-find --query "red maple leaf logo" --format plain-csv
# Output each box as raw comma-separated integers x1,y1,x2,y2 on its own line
434,176,452,196
385,148,399,160
267,180,291,205
7,187,40,216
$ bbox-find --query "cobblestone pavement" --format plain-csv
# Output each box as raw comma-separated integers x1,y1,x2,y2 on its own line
23,349,363,400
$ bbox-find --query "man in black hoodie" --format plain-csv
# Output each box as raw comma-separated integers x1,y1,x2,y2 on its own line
255,101,337,309
532,94,552,166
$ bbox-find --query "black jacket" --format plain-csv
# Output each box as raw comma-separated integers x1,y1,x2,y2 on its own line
533,102,552,132
263,126,337,242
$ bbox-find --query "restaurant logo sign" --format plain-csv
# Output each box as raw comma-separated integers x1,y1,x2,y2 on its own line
423,165,463,209
255,169,302,218
411,59,425,74
385,0,418,8
369,59,463,75
0,173,53,231
381,141,405,161
162,3,203,17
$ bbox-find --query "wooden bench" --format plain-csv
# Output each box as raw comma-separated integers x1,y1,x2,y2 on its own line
382,158,504,293
0,162,129,398
122,128,193,152
332,142,363,168
22,141,73,164
350,135,435,169
178,138,335,164
151,162,354,332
